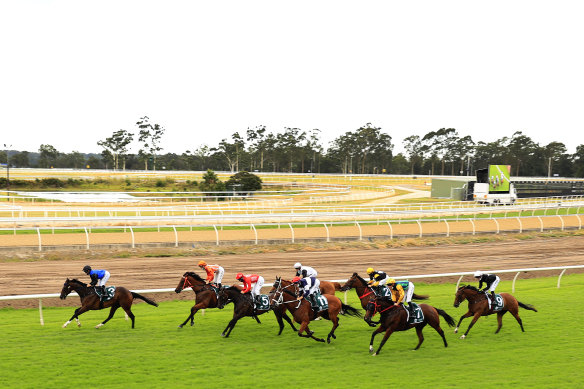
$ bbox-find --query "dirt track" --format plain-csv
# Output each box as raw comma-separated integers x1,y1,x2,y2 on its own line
2,236,583,308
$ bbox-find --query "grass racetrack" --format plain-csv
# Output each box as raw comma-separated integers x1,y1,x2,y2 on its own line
1,275,582,388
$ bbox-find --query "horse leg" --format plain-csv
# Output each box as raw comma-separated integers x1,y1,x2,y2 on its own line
373,326,396,356
95,304,120,329
369,325,385,353
460,312,482,339
298,321,324,342
121,304,136,328
414,326,425,350
508,308,525,332
495,311,506,333
222,312,243,338
63,306,88,328
454,311,473,333
327,314,339,344
178,303,204,328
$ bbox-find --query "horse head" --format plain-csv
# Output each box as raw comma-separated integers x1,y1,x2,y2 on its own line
60,278,89,299
454,285,477,307
60,278,72,300
175,272,206,294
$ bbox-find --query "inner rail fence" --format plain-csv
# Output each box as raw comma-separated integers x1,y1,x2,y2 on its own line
2,265,581,326
1,212,583,251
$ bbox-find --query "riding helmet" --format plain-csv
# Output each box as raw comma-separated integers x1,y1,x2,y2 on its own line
388,278,395,284
474,271,482,278
294,262,302,269
83,265,91,273
198,260,207,267
366,267,374,274
235,272,244,280
292,276,301,283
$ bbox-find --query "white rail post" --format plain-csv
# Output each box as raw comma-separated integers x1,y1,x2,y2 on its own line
516,217,522,233
557,215,565,231
288,223,295,243
576,214,582,230
417,220,422,238
323,223,330,242
84,227,89,250
213,225,219,245
251,224,258,244
493,218,500,234
173,226,178,247
557,269,567,288
39,298,44,326
356,221,362,240
387,221,393,239
537,216,544,232
469,219,476,235
455,275,465,291
512,272,521,293
37,228,42,251
129,226,135,248
444,219,450,237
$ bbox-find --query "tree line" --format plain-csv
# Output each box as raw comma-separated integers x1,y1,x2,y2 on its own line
3,120,584,177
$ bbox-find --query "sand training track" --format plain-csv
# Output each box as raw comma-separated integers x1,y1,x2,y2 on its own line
1,236,583,308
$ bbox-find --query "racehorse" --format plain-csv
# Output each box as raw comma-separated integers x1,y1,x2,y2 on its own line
60,278,158,329
217,286,298,337
453,285,537,339
340,272,428,309
269,277,361,343
320,280,342,295
364,297,455,355
174,272,224,328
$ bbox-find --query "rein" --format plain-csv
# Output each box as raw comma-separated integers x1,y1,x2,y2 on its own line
274,283,302,308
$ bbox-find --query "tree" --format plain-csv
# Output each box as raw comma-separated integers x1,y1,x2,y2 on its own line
137,116,165,171
199,169,226,200
225,171,262,195
38,144,59,168
97,129,134,170
403,135,424,175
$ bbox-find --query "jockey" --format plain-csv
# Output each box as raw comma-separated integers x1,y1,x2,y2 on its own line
294,262,317,278
387,278,416,317
366,267,391,299
83,265,110,302
474,271,500,305
198,260,225,288
292,275,321,316
236,273,264,303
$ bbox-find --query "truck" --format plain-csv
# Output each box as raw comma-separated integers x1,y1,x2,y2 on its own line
471,164,517,205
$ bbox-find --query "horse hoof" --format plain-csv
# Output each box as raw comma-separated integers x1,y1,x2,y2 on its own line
460,335,466,339
95,324,103,329
62,323,68,328
372,353,377,356
190,322,194,327
317,338,325,343
454,328,458,333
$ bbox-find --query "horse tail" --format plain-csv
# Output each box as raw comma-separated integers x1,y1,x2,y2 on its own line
340,303,363,318
435,308,456,327
518,301,537,312
412,293,429,300
131,292,159,307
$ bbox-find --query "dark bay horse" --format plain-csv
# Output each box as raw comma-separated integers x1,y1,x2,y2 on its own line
60,278,158,329
174,271,225,328
453,285,537,339
364,297,455,355
217,286,297,337
340,272,428,309
269,277,361,343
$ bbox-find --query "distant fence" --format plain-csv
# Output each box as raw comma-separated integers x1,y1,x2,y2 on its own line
2,265,581,325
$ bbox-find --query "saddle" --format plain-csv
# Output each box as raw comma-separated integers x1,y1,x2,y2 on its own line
309,292,329,312
95,286,115,302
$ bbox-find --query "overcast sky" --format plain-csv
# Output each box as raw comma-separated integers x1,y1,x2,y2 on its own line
1,1,583,156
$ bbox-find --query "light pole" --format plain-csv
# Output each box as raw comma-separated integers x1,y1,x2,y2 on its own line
3,144,11,191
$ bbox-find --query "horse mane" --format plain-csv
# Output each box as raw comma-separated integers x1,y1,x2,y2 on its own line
462,285,479,292
184,272,205,282
226,285,241,293
70,279,88,287
354,273,368,285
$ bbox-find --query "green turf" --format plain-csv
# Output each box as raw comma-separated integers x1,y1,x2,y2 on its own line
1,275,582,388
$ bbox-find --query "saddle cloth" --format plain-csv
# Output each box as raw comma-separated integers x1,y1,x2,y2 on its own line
254,294,270,311
406,302,424,324
310,292,329,312
490,294,504,311
96,286,115,301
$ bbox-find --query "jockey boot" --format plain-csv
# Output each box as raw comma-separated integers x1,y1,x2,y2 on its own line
408,303,416,317
490,292,496,307
100,286,106,302
313,305,320,318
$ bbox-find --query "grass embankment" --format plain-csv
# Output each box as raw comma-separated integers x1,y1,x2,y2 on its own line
0,275,581,388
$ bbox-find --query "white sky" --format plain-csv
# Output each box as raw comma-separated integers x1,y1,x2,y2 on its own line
1,1,583,155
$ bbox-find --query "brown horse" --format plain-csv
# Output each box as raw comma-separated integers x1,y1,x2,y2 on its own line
60,278,158,329
174,271,228,328
453,285,537,339
364,297,455,355
340,272,428,309
217,286,297,337
269,277,361,343
320,280,342,295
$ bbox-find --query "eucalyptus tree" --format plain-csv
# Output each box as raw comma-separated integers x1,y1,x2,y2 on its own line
97,129,134,170
542,141,567,177
136,116,165,171
277,127,306,172
421,128,457,175
38,144,59,168
403,135,424,175
246,125,267,171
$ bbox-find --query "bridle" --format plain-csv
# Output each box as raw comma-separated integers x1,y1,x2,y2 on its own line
271,282,302,309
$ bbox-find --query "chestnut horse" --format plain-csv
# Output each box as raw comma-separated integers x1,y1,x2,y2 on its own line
217,286,297,337
364,297,455,355
340,272,428,309
269,277,361,343
174,272,224,328
60,278,158,329
453,285,537,339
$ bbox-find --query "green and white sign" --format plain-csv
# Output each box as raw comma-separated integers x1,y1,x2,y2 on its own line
488,165,511,192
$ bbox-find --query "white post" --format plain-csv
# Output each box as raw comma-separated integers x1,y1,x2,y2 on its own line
444,219,450,237
323,223,330,242
512,272,521,293
213,225,219,245
129,226,135,248
517,217,522,233
469,219,476,235
356,221,362,240
251,224,258,244
37,228,42,252
84,227,89,250
558,215,565,231
39,298,44,326
288,223,295,244
173,226,178,247
493,218,500,234
387,221,393,239
537,216,544,232
417,220,422,238
557,269,567,288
